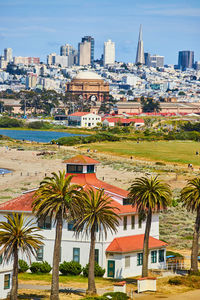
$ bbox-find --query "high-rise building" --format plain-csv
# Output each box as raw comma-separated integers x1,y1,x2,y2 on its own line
150,55,164,68
4,48,13,62
194,61,200,71
26,73,37,89
178,51,194,70
13,56,40,65
135,25,145,64
144,52,151,67
78,36,94,66
103,39,115,66
60,44,77,66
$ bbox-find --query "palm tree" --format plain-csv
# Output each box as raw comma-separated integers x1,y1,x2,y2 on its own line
32,171,82,300
0,213,43,300
181,178,200,272
128,176,172,277
74,188,119,296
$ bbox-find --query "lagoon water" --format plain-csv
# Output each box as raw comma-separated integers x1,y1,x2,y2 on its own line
0,129,84,143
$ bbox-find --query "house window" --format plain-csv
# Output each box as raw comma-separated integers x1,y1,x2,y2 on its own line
137,253,143,266
4,274,10,290
0,254,2,264
73,248,80,263
87,165,94,173
38,216,51,230
138,216,142,228
159,250,164,262
123,216,127,230
125,256,130,268
36,246,44,261
68,220,75,231
151,251,157,263
95,249,99,264
67,165,83,173
131,216,135,229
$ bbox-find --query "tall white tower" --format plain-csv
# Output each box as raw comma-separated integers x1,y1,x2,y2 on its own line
135,25,145,64
104,39,115,66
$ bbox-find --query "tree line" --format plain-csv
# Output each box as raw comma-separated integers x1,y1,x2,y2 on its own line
0,172,200,299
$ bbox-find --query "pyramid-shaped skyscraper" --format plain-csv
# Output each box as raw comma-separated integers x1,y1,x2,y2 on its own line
135,25,145,64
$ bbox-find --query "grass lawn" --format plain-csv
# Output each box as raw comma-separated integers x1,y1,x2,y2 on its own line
81,140,200,166
18,273,112,287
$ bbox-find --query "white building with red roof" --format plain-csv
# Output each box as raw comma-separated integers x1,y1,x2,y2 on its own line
0,155,167,279
68,112,101,127
102,118,144,127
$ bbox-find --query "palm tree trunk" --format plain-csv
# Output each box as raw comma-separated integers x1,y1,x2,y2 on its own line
87,225,96,295
10,244,18,300
50,212,63,300
191,208,200,272
142,210,152,278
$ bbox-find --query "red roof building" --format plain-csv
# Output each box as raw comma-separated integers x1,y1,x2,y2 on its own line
0,155,167,279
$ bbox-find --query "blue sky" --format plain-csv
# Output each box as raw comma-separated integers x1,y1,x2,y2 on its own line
0,0,200,64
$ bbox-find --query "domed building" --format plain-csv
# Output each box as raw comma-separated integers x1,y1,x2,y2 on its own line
66,71,109,102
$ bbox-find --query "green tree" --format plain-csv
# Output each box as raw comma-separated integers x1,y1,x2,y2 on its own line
181,178,200,272
0,213,43,300
74,188,119,295
32,171,82,300
141,97,161,113
128,176,171,277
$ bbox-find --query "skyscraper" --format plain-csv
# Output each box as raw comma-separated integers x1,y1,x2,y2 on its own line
78,36,94,66
60,44,77,66
135,25,145,64
150,55,164,68
4,48,13,62
178,51,194,70
144,52,151,67
103,39,115,66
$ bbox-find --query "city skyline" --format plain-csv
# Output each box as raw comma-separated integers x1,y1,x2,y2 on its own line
0,0,200,64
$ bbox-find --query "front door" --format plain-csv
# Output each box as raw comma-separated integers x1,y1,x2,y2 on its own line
107,260,115,278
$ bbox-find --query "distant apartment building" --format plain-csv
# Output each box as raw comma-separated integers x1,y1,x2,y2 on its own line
13,56,40,65
150,55,164,68
103,39,115,66
47,53,68,67
194,61,200,71
4,48,13,62
60,44,77,66
178,51,194,70
78,36,94,66
26,73,37,89
0,57,8,69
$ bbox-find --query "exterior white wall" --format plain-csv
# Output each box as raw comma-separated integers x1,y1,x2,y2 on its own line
0,262,12,300
104,40,115,66
106,248,166,279
81,114,101,128
0,210,162,279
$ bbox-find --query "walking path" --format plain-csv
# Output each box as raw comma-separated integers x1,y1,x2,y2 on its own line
19,284,200,300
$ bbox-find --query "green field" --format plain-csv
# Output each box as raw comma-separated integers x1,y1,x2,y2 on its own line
82,140,200,166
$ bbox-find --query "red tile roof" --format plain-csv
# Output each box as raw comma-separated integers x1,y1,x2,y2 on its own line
103,118,144,124
0,191,35,212
106,234,167,253
69,112,89,117
63,155,100,165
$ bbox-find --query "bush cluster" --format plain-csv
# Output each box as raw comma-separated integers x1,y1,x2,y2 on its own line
59,261,82,276
82,262,105,277
0,116,23,128
55,132,120,146
83,292,128,300
27,121,53,129
18,259,29,273
30,261,52,274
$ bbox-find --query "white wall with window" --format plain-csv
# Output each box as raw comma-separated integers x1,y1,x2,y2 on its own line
105,248,166,278
0,254,12,299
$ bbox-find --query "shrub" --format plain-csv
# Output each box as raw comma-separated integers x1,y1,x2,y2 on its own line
103,292,129,300
0,116,23,128
18,259,29,273
82,262,105,277
30,262,41,273
30,261,52,274
168,277,182,285
155,162,166,166
28,121,53,129
59,261,82,276
40,261,52,273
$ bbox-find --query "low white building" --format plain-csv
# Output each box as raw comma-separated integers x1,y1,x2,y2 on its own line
0,256,12,300
0,155,167,279
68,112,101,127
